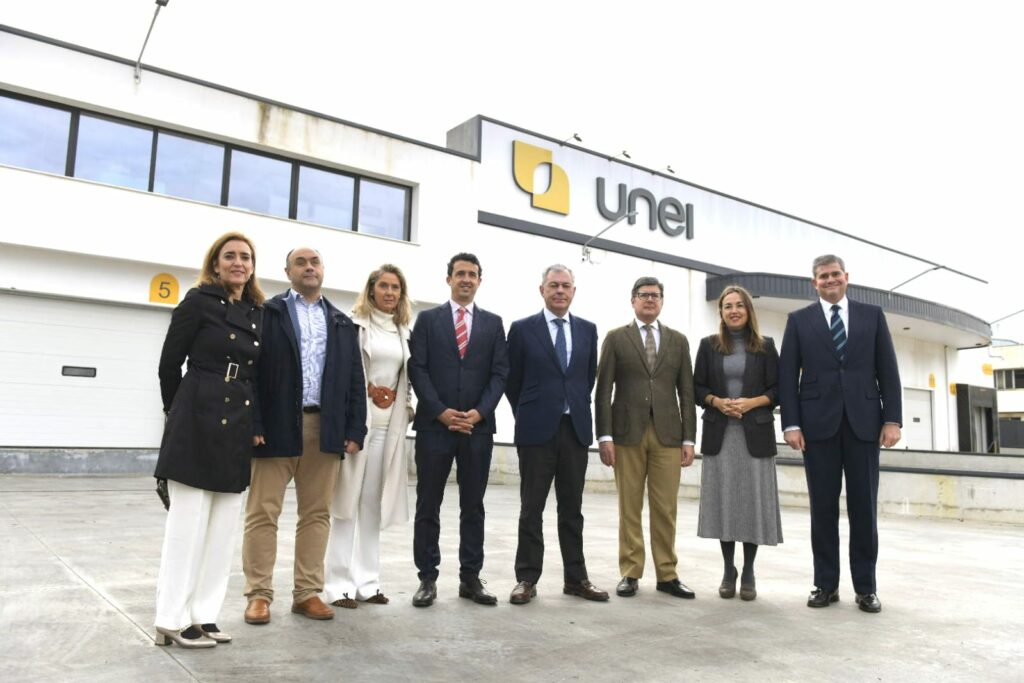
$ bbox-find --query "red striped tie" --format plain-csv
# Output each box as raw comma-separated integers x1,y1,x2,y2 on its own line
455,306,468,359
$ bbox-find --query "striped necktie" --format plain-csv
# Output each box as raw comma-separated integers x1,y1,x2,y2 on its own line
455,306,469,359
830,304,847,361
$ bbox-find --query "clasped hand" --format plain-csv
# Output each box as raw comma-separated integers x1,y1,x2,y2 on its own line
715,396,756,418
439,408,482,434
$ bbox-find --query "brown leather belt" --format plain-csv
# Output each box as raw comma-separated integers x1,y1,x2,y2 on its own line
367,383,397,409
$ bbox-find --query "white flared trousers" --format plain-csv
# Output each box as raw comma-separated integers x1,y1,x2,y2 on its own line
324,427,386,601
154,480,242,629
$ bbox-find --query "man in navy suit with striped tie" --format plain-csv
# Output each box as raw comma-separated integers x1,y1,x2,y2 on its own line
779,254,902,614
408,253,508,607
504,265,608,605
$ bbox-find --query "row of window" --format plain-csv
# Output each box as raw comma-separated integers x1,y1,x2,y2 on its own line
995,369,1024,390
0,92,411,241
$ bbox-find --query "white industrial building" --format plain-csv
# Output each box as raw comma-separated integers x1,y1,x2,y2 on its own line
0,26,998,461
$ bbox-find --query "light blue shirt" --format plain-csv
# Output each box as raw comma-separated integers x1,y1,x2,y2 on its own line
288,289,327,407
543,308,573,363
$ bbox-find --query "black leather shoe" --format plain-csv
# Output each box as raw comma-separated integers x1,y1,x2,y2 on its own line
563,579,609,601
656,578,696,599
412,580,436,607
855,593,882,613
509,581,537,605
807,587,839,608
719,566,737,599
616,576,638,597
458,577,498,605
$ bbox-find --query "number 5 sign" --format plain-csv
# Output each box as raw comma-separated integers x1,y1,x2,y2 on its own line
149,273,180,304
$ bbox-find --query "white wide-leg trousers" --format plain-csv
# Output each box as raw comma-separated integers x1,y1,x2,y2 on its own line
324,427,386,601
154,480,242,629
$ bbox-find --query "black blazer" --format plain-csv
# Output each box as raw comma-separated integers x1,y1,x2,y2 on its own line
408,303,509,435
251,292,367,457
693,335,779,458
505,311,597,447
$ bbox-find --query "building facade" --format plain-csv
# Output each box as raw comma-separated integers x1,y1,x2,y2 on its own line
0,26,995,458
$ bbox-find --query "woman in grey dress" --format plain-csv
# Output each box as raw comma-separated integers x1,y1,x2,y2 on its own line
694,285,782,601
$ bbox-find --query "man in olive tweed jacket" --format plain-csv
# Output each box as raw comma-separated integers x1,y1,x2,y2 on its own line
594,277,697,599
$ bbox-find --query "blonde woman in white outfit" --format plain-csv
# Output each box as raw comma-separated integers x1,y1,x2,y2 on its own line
324,264,413,607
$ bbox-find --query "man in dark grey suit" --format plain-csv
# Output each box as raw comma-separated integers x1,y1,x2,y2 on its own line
779,254,902,613
408,253,508,607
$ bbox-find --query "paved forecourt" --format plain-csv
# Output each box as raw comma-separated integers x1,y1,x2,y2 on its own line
0,475,1021,682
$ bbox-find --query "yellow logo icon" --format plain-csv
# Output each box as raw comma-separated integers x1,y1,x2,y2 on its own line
513,140,570,215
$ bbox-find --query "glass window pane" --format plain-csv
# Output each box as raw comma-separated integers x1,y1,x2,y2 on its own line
153,132,223,204
227,150,291,217
74,115,152,190
296,166,354,230
0,95,71,174
357,180,407,240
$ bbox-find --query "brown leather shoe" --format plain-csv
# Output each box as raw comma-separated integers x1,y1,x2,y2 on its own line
509,581,537,605
563,579,609,602
291,595,335,620
244,598,271,625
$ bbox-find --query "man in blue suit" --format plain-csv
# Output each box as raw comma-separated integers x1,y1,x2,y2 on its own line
408,253,508,607
779,254,902,613
504,265,608,605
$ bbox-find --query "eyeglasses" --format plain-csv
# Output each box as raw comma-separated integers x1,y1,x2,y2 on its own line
635,292,662,301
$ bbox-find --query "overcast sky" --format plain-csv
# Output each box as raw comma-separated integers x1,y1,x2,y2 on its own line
4,0,1022,340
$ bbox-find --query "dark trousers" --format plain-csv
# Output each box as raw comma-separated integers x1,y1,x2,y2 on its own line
514,415,589,584
803,411,880,594
413,431,492,582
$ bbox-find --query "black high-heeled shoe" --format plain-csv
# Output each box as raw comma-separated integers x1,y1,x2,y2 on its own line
719,566,738,599
740,571,757,601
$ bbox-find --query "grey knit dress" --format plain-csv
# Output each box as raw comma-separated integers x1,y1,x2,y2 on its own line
697,331,783,545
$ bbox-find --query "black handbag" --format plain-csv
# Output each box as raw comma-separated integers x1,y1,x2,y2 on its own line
156,478,170,511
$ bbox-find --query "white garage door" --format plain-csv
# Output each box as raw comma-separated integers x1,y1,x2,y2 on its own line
902,387,934,451
0,292,171,448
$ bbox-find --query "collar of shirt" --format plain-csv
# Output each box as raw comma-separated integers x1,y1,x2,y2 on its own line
289,288,324,308
544,308,569,326
449,300,475,316
634,318,660,332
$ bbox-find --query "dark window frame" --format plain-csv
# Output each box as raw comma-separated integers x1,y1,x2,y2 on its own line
0,88,413,241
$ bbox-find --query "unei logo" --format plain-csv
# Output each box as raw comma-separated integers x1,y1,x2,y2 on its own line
512,141,570,215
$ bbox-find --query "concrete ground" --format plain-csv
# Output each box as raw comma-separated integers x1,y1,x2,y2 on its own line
1,475,1021,683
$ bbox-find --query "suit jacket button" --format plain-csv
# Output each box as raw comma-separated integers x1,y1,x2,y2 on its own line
230,333,237,340
224,397,230,403
221,418,228,425
248,360,254,365
254,341,260,347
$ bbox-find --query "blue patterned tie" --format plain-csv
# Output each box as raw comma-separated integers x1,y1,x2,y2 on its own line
830,304,847,361
553,318,568,371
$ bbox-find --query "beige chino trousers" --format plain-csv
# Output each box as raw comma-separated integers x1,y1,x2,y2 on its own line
613,421,681,582
242,413,341,603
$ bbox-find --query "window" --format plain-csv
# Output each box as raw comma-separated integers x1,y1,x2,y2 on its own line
153,132,223,204
227,150,291,217
0,90,413,240
297,166,355,230
995,369,1024,390
357,179,408,240
74,115,153,191
0,94,70,174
